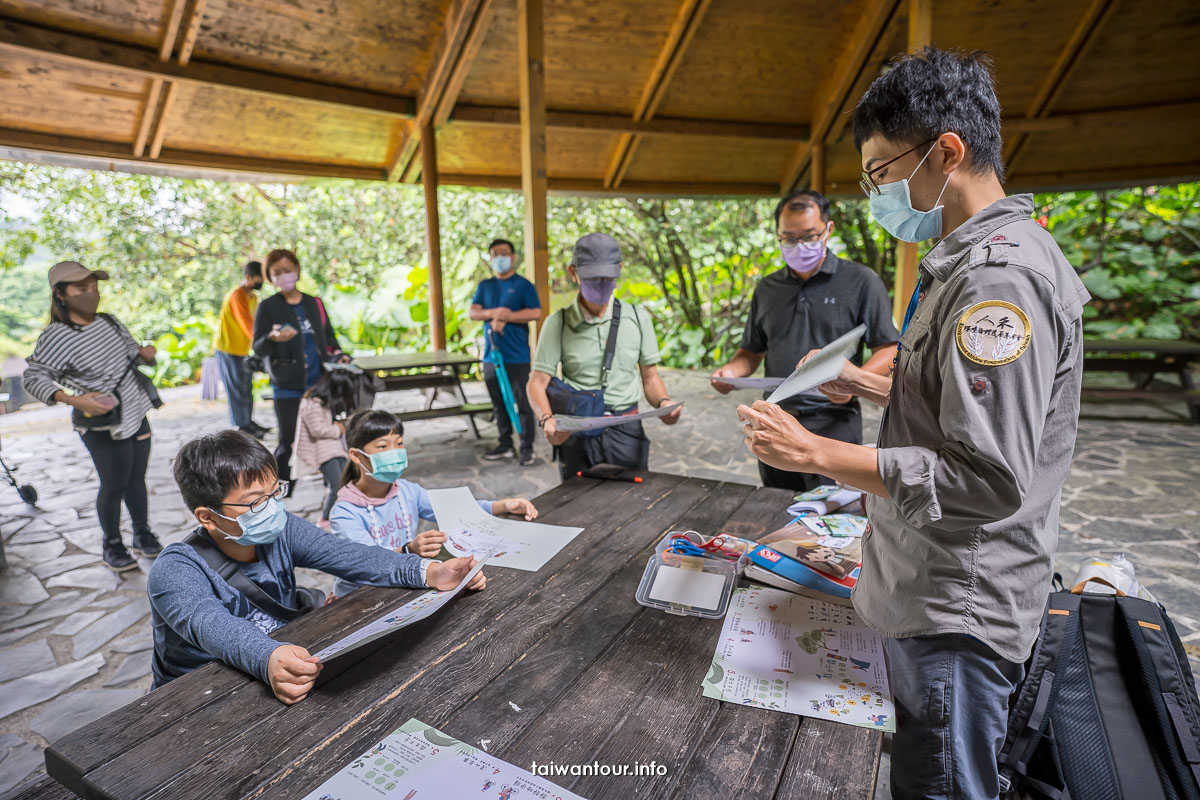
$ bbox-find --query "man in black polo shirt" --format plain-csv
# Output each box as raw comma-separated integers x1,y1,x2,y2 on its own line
712,189,899,491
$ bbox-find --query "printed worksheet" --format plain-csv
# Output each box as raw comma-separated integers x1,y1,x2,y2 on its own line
764,324,866,404
303,718,585,800
428,486,585,572
553,402,683,432
701,587,895,731
799,514,869,538
709,376,785,391
312,553,491,663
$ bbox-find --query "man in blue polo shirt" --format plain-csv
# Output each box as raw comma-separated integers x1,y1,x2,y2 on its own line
470,238,543,466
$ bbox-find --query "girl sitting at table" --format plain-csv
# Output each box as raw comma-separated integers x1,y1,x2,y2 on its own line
328,409,538,598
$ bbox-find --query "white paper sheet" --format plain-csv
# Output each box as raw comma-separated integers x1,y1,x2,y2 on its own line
428,486,585,572
313,551,492,663
701,586,895,731
798,514,868,538
648,564,727,610
710,376,786,391
553,401,683,432
302,718,584,800
764,324,867,404
787,486,864,517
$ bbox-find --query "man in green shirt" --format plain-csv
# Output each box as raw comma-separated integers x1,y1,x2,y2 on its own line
528,233,682,479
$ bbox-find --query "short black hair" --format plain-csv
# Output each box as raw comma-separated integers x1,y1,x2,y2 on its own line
174,430,278,511
244,260,263,278
774,189,830,227
852,47,1005,180
487,238,516,254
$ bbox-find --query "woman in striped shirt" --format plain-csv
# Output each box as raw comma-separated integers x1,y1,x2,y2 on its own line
25,261,163,572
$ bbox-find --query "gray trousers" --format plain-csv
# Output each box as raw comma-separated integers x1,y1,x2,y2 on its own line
886,633,1024,800
318,457,347,521
215,350,254,429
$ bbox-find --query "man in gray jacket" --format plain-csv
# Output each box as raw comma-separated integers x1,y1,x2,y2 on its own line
738,48,1088,800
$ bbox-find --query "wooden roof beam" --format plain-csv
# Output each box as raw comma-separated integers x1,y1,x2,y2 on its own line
0,17,417,117
385,0,495,182
1003,0,1119,176
451,106,810,140
603,0,712,189
778,0,903,194
144,0,208,160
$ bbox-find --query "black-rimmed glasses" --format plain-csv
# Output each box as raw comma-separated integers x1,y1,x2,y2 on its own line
216,481,288,515
859,137,938,196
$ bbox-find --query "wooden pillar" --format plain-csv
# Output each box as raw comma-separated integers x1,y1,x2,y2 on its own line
892,0,931,325
420,120,447,351
518,0,550,337
810,141,826,195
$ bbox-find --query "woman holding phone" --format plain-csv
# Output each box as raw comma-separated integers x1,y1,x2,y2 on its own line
252,249,351,491
24,261,162,571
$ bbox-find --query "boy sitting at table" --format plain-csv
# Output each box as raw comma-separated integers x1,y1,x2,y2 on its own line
328,409,538,598
147,430,486,704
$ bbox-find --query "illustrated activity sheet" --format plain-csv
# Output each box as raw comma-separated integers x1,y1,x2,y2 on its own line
553,401,684,433
428,486,585,572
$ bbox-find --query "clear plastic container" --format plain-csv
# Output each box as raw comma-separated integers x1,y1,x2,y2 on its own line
1071,552,1140,596
635,532,745,619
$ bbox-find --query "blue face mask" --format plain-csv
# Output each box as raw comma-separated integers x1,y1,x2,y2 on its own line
212,497,288,546
868,143,952,243
491,255,512,274
360,447,408,484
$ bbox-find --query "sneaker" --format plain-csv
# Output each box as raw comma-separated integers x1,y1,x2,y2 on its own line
519,452,536,467
238,425,265,440
482,445,515,461
131,531,163,558
103,545,138,572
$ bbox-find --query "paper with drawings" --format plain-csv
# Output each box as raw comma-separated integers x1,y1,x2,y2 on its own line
428,486,584,572
302,717,585,800
764,324,867,404
798,514,868,538
313,551,492,663
553,401,683,432
701,586,895,731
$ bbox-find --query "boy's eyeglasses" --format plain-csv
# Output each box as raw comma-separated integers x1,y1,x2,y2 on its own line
859,137,938,196
219,481,288,514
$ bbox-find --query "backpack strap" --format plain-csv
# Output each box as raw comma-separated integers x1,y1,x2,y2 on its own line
184,529,307,623
1116,597,1200,795
600,299,622,389
1000,591,1081,795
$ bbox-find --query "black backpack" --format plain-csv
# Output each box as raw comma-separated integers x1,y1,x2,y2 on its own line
1000,582,1200,800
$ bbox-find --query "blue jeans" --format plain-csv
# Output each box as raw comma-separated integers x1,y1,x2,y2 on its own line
886,634,1025,800
215,350,253,428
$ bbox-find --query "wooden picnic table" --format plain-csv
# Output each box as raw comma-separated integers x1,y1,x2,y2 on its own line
1082,338,1200,423
353,350,493,437
43,473,882,800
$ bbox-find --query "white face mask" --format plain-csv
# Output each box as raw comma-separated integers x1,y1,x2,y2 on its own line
869,143,953,243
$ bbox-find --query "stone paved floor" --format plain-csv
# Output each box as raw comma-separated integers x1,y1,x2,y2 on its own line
0,369,1197,796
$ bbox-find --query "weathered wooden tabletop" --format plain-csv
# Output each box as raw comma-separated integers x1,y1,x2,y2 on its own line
353,350,480,372
45,473,881,800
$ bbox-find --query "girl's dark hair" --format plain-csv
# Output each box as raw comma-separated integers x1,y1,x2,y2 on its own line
339,409,404,487
49,281,77,328
303,369,359,421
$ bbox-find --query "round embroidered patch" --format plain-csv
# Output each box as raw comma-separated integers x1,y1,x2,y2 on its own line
955,300,1031,366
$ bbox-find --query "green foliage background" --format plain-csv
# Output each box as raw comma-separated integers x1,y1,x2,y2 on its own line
1,162,1196,386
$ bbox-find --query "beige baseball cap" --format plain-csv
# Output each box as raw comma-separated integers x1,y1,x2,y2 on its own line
48,261,109,286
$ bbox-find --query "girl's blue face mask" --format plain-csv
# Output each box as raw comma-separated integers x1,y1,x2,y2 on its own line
868,143,953,243
359,447,408,484
211,497,288,546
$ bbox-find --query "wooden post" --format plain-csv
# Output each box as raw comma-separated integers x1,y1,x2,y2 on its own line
420,120,447,351
519,0,550,335
810,141,826,195
892,0,931,325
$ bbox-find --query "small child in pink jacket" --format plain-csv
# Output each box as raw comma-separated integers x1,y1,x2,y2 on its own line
294,367,360,528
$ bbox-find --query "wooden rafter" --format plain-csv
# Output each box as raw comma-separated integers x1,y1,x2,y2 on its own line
1003,0,1119,175
146,0,207,159
452,106,810,140
132,0,188,156
519,0,550,325
385,0,495,182
778,0,902,194
603,0,711,189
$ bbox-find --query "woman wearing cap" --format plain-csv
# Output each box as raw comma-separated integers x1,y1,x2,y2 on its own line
24,261,162,572
251,249,351,491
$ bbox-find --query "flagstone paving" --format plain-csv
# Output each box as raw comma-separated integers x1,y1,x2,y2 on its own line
0,371,1197,796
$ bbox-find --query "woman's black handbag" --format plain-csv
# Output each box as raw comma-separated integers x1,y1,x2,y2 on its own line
544,300,622,439
70,316,163,431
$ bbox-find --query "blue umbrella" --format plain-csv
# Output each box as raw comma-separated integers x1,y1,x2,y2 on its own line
485,327,522,436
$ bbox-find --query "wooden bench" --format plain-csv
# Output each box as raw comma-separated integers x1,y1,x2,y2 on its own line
353,350,494,437
1082,339,1200,423
44,474,881,800
0,775,76,800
